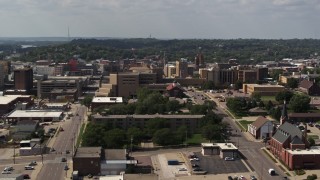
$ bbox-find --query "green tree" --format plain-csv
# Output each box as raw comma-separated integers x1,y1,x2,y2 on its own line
137,87,153,102
289,94,310,113
226,97,247,113
153,128,178,146
269,107,281,121
234,80,243,90
175,126,188,143
190,104,208,115
275,90,294,103
145,118,170,137
308,137,315,147
265,100,273,111
287,78,299,89
201,81,214,90
251,92,261,102
259,101,265,108
104,128,127,148
202,124,223,142
166,100,181,112
200,111,222,127
81,95,93,108
127,127,144,144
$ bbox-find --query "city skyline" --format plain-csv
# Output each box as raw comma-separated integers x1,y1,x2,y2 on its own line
0,0,320,39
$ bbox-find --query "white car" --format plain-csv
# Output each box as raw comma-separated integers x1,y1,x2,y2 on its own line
24,166,34,170
1,170,11,174
190,157,200,161
224,157,235,161
4,166,13,171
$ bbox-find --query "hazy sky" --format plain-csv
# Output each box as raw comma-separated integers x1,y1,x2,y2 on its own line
0,0,320,39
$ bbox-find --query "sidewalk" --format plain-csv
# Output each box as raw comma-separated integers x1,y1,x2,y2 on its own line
31,163,43,180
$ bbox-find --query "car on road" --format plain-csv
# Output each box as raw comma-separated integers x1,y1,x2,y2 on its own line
190,157,200,161
250,175,257,180
178,167,187,171
224,157,234,161
4,166,13,171
61,158,67,162
66,150,70,154
191,164,199,168
239,175,246,180
64,165,69,170
24,166,34,170
23,174,30,179
268,168,275,176
192,167,203,171
1,170,11,174
228,176,233,180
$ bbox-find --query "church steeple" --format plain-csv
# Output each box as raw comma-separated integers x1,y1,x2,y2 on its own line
280,100,288,125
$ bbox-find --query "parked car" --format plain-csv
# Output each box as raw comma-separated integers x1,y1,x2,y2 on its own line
4,166,13,171
66,150,70,154
228,176,233,180
192,164,199,168
190,157,199,161
268,168,275,176
61,158,67,162
192,167,203,171
224,157,235,161
178,167,187,171
64,165,69,170
24,166,34,170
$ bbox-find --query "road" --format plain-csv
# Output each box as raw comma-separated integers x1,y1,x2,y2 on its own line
36,105,86,180
198,90,287,180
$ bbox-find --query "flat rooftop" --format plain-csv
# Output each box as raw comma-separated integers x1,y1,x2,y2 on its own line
202,143,238,150
93,114,204,119
74,147,101,158
287,146,320,155
0,95,31,105
246,84,284,88
92,97,123,103
7,110,63,118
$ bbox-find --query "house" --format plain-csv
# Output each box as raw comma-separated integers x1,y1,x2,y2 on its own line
248,116,273,139
166,81,184,98
298,79,320,95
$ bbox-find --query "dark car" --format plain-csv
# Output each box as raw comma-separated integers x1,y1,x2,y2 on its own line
192,164,199,168
61,158,67,162
23,174,30,179
228,176,233,180
193,167,202,171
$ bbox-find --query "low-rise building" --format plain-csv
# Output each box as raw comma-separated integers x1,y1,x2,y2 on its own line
91,97,123,111
201,143,238,159
243,84,285,96
19,138,44,156
248,116,273,139
7,110,64,122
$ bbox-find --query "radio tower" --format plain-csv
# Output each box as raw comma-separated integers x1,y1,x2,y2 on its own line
68,26,70,41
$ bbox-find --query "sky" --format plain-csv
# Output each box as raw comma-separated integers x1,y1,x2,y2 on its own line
0,0,320,39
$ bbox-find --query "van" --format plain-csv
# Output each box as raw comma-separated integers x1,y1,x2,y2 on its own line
268,168,275,175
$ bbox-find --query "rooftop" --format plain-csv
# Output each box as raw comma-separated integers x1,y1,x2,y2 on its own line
104,149,126,160
7,110,63,118
287,146,320,155
74,147,102,158
92,97,123,103
93,114,204,119
246,84,284,88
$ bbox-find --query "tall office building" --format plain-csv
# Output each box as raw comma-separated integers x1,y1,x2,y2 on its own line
14,68,33,92
176,58,188,78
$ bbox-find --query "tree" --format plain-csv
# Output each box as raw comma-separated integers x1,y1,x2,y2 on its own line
127,127,144,144
251,92,261,102
81,95,93,108
308,137,315,147
137,87,153,102
153,128,178,146
166,100,181,112
226,97,247,113
202,124,223,142
104,128,127,148
200,111,222,127
289,94,310,113
265,100,273,111
145,118,170,137
275,90,294,103
234,80,243,90
175,126,188,143
201,81,215,90
259,101,265,108
269,107,281,121
190,104,208,115
287,78,299,89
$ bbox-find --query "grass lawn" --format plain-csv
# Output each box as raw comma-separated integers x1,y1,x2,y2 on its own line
261,96,276,103
308,135,319,139
76,124,85,147
238,120,252,131
186,134,209,144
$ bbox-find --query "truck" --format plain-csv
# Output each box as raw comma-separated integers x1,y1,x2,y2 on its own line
167,160,179,165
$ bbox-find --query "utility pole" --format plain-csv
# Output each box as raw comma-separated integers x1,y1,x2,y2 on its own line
185,130,188,152
13,142,15,164
130,135,133,156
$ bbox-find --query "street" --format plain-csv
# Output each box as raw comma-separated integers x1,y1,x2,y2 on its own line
36,105,86,180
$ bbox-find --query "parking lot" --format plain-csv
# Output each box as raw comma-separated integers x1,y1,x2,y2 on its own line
193,152,249,174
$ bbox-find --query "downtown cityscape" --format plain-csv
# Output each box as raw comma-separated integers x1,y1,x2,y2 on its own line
1,1,320,180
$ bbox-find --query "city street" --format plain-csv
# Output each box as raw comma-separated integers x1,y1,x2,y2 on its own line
36,105,86,180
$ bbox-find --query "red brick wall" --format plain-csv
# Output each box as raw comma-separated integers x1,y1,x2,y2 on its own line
288,153,320,170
